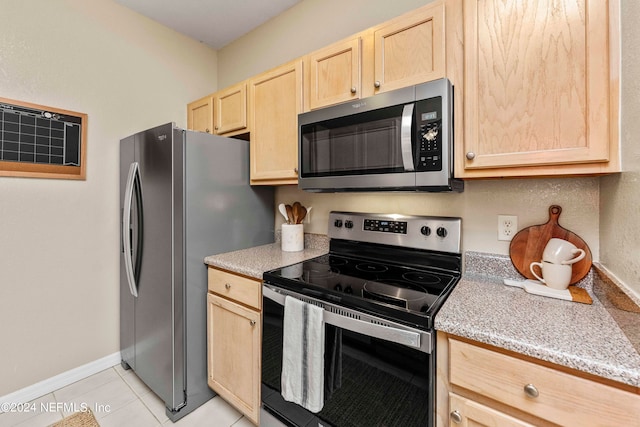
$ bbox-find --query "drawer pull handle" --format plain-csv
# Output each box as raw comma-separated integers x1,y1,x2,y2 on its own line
524,383,539,398
450,410,462,424
249,320,256,326
225,283,231,290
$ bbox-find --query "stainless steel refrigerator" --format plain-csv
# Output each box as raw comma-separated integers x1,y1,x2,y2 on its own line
119,123,274,422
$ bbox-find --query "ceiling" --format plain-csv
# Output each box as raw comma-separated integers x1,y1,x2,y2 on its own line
114,0,302,49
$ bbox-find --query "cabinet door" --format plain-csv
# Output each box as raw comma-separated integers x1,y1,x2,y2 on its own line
460,0,618,175
372,1,445,94
207,293,261,425
305,37,361,110
249,60,303,185
214,82,247,135
449,393,536,427
187,95,213,133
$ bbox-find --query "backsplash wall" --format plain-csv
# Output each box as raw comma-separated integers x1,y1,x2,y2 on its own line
275,178,600,259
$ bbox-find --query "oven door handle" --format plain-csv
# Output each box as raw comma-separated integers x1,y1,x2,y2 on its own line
263,285,426,351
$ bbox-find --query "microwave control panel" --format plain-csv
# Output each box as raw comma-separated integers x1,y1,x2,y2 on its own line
415,97,443,172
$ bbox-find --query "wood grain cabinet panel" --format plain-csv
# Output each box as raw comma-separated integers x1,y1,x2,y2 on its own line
440,336,640,427
249,59,303,185
187,95,213,133
305,37,362,110
207,292,261,425
451,0,620,177
214,82,247,136
372,1,445,95
448,393,536,427
207,268,261,310
304,1,446,110
207,267,262,425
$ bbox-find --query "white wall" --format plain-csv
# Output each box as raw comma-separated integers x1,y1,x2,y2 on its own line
0,0,217,395
600,1,640,296
217,0,431,87
217,0,601,260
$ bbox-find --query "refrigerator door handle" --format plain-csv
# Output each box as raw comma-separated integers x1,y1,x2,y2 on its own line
123,162,140,297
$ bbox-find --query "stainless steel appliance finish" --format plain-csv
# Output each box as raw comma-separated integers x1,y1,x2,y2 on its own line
120,123,274,422
298,78,463,193
261,211,462,427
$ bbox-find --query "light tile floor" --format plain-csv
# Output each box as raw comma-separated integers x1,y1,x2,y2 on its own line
0,365,287,427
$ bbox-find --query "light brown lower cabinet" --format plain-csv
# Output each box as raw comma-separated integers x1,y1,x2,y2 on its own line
448,393,535,427
437,332,640,427
207,267,262,425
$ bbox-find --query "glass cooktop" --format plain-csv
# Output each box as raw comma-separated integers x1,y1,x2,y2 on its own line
263,253,460,330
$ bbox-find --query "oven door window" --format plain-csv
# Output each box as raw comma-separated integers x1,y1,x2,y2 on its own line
262,297,432,427
300,106,410,178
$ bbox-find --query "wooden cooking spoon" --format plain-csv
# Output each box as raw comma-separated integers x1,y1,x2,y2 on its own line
285,204,294,224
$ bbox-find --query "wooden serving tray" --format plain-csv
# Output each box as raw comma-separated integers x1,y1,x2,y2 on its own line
509,205,592,285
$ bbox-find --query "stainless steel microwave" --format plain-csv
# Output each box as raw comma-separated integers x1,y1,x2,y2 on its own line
298,78,463,192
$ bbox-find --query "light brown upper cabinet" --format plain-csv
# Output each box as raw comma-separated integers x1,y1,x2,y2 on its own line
450,0,620,178
304,1,446,111
304,37,362,111
213,82,248,136
187,95,214,134
249,59,303,185
370,1,445,96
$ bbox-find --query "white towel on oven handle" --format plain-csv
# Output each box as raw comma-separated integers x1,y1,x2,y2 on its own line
281,295,325,413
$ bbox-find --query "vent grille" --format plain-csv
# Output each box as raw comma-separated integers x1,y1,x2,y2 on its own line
294,292,402,329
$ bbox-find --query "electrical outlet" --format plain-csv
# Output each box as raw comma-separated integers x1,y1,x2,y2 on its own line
498,215,518,241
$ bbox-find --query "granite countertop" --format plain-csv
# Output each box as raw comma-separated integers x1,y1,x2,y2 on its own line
204,233,329,279
435,251,640,389
204,239,640,389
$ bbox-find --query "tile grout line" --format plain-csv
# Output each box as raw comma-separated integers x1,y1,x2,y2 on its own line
113,367,165,425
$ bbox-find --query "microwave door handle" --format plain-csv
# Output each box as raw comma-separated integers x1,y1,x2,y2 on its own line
400,104,415,171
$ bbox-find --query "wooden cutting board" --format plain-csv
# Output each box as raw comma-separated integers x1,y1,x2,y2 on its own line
509,205,592,285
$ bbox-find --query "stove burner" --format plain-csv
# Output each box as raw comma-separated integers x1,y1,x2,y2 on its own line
328,256,348,266
356,263,389,273
402,271,441,285
306,264,340,277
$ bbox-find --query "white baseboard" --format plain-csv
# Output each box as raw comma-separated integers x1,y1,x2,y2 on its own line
0,352,121,408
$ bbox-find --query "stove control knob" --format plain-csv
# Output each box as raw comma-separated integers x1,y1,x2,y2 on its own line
334,219,343,228
436,227,448,238
345,220,354,229
334,284,343,292
420,226,431,236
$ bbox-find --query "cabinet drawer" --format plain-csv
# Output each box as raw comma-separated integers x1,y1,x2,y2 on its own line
449,339,640,426
208,268,261,310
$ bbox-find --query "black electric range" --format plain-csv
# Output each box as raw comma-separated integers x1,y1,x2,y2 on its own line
263,211,462,330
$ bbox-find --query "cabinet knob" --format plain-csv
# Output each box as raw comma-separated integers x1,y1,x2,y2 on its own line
225,283,231,290
294,167,298,174
350,87,357,94
205,128,210,133
450,410,462,424
524,383,539,398
249,320,256,326
374,81,381,88
466,152,476,160
215,126,219,131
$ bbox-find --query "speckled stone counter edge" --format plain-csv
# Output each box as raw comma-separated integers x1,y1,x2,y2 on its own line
204,233,329,279
442,251,640,387
463,251,639,353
